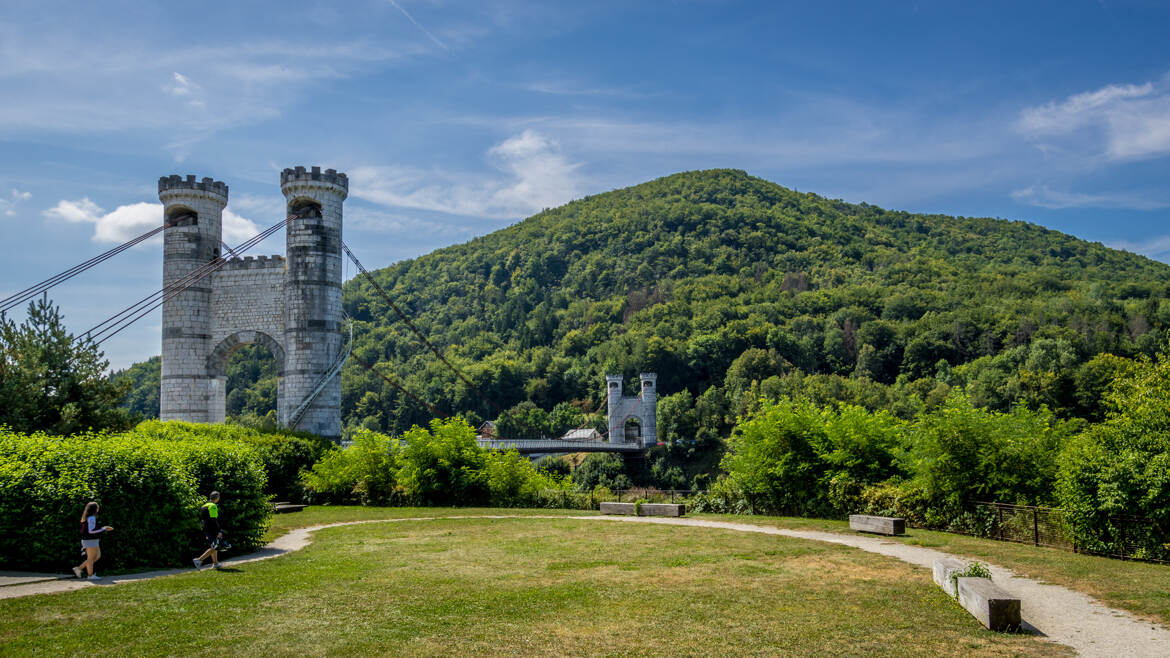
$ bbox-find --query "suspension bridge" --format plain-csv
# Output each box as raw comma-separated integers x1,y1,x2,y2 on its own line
0,166,655,454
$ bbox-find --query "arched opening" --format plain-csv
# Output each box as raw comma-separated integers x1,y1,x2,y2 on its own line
225,343,280,425
288,198,322,220
624,417,642,444
166,205,198,227
206,331,286,426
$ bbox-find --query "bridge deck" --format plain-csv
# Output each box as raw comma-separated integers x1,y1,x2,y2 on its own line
476,439,644,454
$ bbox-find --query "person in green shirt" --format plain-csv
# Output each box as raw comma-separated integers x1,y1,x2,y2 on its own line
193,491,225,570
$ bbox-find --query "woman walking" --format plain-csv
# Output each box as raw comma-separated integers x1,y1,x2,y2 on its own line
73,501,113,580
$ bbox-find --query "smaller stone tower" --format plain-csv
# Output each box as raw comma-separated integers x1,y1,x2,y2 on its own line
605,372,658,447
638,372,658,446
159,175,228,423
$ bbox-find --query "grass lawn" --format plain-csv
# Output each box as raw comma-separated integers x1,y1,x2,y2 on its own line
692,513,1170,628
0,514,1061,657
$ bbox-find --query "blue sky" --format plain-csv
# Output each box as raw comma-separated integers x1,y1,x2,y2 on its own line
3,0,1170,368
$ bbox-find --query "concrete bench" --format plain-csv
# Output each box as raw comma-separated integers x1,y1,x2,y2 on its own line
848,514,905,536
599,502,685,517
957,577,1021,631
932,558,1021,631
932,557,967,598
273,502,306,514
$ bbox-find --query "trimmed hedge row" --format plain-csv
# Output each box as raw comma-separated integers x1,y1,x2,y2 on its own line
133,420,333,503
0,428,270,572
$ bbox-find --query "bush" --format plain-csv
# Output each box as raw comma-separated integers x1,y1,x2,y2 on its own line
133,420,331,502
1057,351,1170,560
0,427,270,572
300,418,572,507
719,400,904,516
301,429,398,505
905,393,1062,526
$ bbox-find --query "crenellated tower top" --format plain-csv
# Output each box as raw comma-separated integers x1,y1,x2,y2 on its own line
158,174,228,203
280,166,348,196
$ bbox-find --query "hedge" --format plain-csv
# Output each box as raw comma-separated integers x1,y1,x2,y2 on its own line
133,420,332,503
0,427,270,572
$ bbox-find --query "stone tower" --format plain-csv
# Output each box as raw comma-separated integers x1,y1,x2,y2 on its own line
159,176,228,424
605,373,658,447
280,166,347,439
158,166,347,441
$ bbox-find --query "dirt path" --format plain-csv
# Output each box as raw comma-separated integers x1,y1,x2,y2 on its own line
3,514,1167,657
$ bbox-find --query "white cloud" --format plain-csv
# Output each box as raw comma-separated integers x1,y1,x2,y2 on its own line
44,198,261,245
1017,77,1170,162
1108,235,1170,262
222,209,261,244
350,130,581,218
1011,185,1169,210
1,188,31,216
164,72,206,110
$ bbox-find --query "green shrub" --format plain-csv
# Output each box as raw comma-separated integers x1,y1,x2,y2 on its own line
301,429,399,505
395,418,488,506
301,418,573,508
719,400,904,516
950,561,993,597
0,427,270,572
133,420,331,503
1057,351,1170,560
905,393,1062,525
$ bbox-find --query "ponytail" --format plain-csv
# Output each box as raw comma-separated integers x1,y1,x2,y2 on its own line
80,501,99,522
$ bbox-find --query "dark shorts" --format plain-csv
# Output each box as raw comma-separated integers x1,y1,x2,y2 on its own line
204,532,218,549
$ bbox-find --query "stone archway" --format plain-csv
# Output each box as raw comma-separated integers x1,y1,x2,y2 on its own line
624,417,643,443
206,330,286,424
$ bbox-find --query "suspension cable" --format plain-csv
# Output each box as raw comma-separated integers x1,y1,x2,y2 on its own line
340,240,547,437
0,223,167,313
88,216,290,345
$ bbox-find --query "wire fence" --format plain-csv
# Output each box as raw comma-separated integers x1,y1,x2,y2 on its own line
531,488,705,510
528,493,1169,563
961,501,1169,564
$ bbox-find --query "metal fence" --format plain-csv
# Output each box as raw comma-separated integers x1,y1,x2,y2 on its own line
965,501,1169,563
534,488,704,510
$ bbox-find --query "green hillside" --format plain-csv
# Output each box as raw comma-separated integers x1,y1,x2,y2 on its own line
116,169,1170,486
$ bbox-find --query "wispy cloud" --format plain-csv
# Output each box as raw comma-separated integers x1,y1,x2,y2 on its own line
43,199,260,244
1017,76,1170,162
350,130,581,218
1011,184,1170,210
1108,235,1170,262
0,189,31,217
386,0,449,51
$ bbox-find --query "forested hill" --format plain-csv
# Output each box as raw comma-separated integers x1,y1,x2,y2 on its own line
117,169,1170,483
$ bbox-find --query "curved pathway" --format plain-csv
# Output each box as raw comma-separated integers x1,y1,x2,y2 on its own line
3,514,1168,656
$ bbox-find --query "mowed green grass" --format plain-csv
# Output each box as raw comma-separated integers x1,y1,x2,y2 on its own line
698,513,1170,628
0,516,1062,657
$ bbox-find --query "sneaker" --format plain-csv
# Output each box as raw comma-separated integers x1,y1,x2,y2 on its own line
72,566,83,579
212,563,221,570
87,574,100,580
193,558,202,570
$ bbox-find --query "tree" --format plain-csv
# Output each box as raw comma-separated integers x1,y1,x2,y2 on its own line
0,298,133,435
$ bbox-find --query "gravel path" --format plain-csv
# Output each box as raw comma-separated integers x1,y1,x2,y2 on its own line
3,514,1167,656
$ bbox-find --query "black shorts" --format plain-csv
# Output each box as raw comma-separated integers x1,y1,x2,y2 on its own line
204,531,218,549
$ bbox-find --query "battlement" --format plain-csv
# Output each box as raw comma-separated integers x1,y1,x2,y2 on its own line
221,254,286,271
280,166,348,191
159,174,229,200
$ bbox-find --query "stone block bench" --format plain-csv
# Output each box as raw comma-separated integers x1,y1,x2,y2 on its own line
932,558,1021,631
600,502,685,517
848,514,905,536
273,502,306,514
